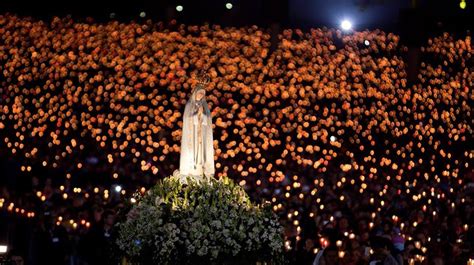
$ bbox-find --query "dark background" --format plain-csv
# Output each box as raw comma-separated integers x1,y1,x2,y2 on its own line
0,0,472,32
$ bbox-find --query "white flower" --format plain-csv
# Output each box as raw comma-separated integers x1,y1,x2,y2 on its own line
155,196,164,206
197,246,208,256
248,217,255,225
210,220,222,229
172,169,180,178
211,249,219,258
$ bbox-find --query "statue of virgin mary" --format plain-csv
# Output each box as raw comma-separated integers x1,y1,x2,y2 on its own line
179,80,215,181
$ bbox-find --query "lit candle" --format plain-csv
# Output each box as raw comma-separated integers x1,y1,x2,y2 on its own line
338,251,345,258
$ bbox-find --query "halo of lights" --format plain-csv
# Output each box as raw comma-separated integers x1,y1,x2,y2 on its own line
176,5,184,12
225,3,233,9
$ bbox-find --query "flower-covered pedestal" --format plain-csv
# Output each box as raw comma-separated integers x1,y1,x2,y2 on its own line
116,173,284,265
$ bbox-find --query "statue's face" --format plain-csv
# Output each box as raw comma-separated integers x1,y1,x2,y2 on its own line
195,90,205,101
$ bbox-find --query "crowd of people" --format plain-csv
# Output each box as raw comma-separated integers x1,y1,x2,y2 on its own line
0,14,472,265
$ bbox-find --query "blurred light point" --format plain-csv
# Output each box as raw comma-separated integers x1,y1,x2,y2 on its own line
176,5,184,12
0,245,7,254
226,3,233,9
139,12,146,18
109,13,116,19
330,136,337,142
115,185,122,193
341,20,352,31
460,0,466,9
364,40,370,46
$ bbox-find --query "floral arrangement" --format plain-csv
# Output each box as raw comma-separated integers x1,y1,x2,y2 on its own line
116,173,285,265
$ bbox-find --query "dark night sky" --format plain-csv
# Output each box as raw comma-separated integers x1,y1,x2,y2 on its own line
288,0,473,32
0,0,472,31
289,0,413,29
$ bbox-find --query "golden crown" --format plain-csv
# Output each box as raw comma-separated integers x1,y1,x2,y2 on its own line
196,71,210,86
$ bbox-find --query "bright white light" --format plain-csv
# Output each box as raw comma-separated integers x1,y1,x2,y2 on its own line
0,245,7,254
176,5,183,12
114,185,122,193
330,136,337,142
139,12,146,18
225,3,233,9
340,20,352,31
364,40,370,46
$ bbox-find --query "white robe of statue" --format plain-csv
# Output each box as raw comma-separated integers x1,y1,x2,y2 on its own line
179,84,215,180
